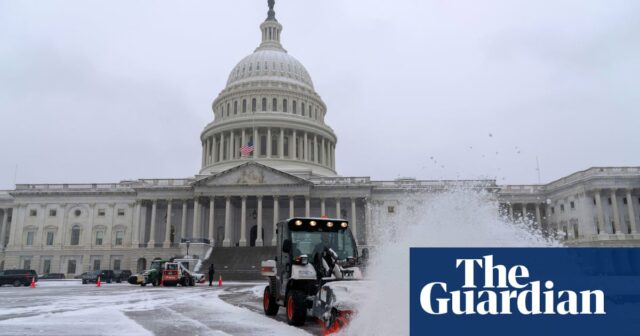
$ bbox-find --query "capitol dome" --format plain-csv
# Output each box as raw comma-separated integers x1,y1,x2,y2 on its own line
199,2,338,177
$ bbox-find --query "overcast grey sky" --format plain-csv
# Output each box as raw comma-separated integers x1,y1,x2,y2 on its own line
1,0,638,189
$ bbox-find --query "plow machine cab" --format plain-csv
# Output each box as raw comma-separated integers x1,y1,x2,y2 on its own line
261,217,365,332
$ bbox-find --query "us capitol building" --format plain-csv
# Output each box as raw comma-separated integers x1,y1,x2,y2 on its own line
1,3,639,275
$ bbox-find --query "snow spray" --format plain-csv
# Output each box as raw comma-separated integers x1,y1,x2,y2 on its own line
341,189,558,336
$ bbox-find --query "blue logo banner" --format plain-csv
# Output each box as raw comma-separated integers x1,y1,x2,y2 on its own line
410,248,640,336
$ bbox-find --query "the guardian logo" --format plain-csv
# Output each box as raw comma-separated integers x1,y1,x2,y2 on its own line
420,255,606,315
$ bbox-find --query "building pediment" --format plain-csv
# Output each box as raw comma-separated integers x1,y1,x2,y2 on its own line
194,162,312,187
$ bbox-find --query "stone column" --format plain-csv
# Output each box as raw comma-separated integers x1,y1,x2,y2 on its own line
254,128,259,158
181,201,188,240
148,200,157,248
267,128,272,158
7,205,21,247
132,202,141,247
535,203,542,226
201,141,206,167
336,198,341,218
508,203,513,220
223,197,232,247
212,137,218,163
140,203,147,244
320,198,326,217
239,196,248,246
163,200,173,248
209,198,215,245
241,129,246,156
314,135,318,163
305,196,310,217
219,134,225,161
321,138,326,166
279,129,285,159
272,196,279,246
230,130,235,160
521,204,527,220
351,198,358,242
627,189,637,234
192,198,200,239
256,196,264,246
107,204,116,248
0,209,7,249
611,189,623,235
292,130,297,159
304,132,308,161
594,190,605,235
289,196,295,218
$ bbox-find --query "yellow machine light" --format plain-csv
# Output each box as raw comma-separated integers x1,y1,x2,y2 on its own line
341,222,348,228
310,221,317,227
295,220,303,226
327,221,334,228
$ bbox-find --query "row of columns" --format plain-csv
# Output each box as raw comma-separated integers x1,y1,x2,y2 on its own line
0,208,11,250
505,202,544,225
593,188,637,235
202,128,335,169
133,196,361,249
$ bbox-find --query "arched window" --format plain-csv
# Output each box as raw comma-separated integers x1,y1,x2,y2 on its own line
95,231,104,246
221,105,224,116
234,101,238,114
242,99,247,113
301,102,306,116
283,99,288,112
272,98,277,111
252,98,257,112
262,98,267,111
71,225,80,246
293,101,297,114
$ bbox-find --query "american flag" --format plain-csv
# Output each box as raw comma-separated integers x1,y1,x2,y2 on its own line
240,139,254,157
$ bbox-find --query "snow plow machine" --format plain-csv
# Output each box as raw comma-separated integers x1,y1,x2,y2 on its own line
261,217,368,335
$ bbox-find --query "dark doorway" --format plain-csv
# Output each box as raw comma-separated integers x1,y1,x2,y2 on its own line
137,258,147,273
250,225,264,247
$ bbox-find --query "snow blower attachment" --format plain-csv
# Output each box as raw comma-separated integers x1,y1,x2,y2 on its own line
261,218,368,335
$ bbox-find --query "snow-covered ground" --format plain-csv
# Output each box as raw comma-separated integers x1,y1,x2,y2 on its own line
0,280,312,336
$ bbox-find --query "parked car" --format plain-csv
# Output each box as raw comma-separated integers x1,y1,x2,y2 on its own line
114,270,132,283
0,269,38,287
40,273,66,280
74,272,88,279
81,270,116,284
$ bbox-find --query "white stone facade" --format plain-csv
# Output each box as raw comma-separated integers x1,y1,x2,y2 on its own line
1,5,638,276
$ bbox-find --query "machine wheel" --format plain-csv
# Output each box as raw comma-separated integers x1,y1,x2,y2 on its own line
263,286,279,316
189,278,195,286
286,290,307,326
107,279,112,284
152,278,159,287
82,280,87,285
141,283,146,287
13,280,22,287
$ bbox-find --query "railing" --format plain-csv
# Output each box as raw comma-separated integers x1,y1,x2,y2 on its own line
180,238,211,244
137,179,193,187
545,167,640,190
499,185,546,194
15,183,131,191
372,180,497,188
309,177,371,185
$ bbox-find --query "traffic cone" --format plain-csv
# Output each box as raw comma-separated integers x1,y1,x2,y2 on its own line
218,275,222,287
96,276,101,288
30,277,36,288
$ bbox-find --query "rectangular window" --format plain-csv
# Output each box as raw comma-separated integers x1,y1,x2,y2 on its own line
93,259,101,271
26,232,34,246
283,99,288,112
301,102,306,116
113,259,121,271
49,209,57,217
570,201,575,209
560,204,565,212
67,260,76,274
98,209,106,216
388,206,395,213
252,98,257,112
242,99,247,113
608,198,612,205
115,231,124,246
293,101,297,114
43,260,51,274
30,209,37,217
551,207,555,214
623,198,628,205
262,98,267,111
117,209,125,216
593,198,597,206
24,259,31,270
272,98,277,111
46,232,54,246
271,136,278,156
95,231,104,246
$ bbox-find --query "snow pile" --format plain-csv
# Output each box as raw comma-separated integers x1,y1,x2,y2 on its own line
342,190,558,336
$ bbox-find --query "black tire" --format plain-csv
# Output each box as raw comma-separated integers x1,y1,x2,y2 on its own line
13,280,22,287
116,279,121,284
82,280,87,285
263,286,279,316
107,279,112,284
152,278,159,287
189,278,195,287
285,289,307,326
141,283,146,287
